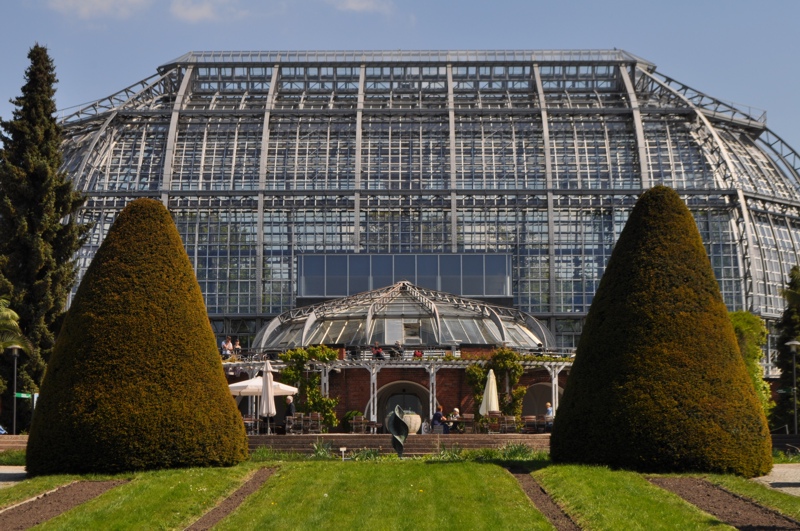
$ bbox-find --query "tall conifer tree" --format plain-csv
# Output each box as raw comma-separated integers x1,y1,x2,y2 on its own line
551,186,771,477
772,265,800,431
0,44,88,430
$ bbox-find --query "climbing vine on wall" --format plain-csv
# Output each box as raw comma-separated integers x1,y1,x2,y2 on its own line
280,345,340,429
466,347,526,418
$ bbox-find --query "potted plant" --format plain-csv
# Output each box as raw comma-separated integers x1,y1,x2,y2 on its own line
402,410,422,434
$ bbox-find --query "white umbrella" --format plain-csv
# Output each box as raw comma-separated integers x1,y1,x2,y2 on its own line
479,369,500,416
229,377,298,397
259,361,277,434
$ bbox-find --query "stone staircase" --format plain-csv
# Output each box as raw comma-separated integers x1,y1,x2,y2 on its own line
248,433,552,456
0,436,27,452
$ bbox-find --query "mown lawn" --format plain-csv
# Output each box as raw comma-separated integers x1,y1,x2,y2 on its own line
216,461,550,531
533,465,732,530
1,456,798,530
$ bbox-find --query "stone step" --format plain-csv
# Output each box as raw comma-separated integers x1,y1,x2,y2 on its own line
0,435,28,452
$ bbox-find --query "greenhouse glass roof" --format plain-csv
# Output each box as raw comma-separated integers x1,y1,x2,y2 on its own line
253,281,554,352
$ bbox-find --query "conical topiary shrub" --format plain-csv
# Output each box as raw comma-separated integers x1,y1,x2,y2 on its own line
26,198,249,475
550,186,771,477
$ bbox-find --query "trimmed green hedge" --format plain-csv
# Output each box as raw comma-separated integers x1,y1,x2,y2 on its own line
550,186,771,477
26,198,248,475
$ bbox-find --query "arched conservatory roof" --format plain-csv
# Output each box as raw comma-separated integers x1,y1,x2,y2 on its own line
253,281,555,352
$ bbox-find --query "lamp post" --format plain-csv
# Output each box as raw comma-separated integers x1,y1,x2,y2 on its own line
787,340,800,435
5,345,21,435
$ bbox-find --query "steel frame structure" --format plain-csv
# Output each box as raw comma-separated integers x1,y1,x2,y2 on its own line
60,50,800,375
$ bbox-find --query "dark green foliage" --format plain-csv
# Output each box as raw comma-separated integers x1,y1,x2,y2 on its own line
280,345,339,429
26,198,248,475
551,186,771,477
730,311,773,418
0,45,89,431
771,266,800,431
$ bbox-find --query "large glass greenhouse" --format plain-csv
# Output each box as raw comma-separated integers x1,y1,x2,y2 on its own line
60,49,800,374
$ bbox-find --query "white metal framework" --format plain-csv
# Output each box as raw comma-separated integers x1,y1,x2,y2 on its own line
59,50,800,373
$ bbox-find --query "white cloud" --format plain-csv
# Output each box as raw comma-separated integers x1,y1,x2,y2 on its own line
169,0,247,23
47,0,153,19
324,0,393,15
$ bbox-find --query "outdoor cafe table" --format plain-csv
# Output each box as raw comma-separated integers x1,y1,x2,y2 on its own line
443,417,466,431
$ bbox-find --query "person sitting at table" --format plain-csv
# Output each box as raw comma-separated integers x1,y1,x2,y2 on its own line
432,405,449,434
449,407,463,433
372,341,385,360
233,339,242,357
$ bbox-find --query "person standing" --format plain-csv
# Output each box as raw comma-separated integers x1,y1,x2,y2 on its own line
221,336,233,358
282,395,297,434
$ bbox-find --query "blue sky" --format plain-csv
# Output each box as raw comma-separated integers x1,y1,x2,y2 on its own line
2,0,800,149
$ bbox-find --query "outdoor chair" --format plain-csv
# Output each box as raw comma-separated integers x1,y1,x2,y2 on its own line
351,415,366,434
432,424,445,435
501,415,517,433
486,411,502,434
521,415,538,434
285,416,297,435
290,413,305,435
460,413,475,433
308,412,323,434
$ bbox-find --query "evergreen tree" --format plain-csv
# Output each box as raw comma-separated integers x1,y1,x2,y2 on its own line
771,265,800,432
0,45,88,430
26,198,248,475
551,186,771,477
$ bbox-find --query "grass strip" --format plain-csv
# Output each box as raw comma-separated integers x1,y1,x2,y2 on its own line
0,450,26,466
0,475,83,511
35,465,255,530
533,465,735,530
705,473,800,522
215,461,552,530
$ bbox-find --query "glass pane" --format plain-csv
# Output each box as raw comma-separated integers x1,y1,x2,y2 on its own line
326,255,348,296
301,255,325,296
443,318,468,342
420,318,438,344
462,255,484,295
440,255,461,294
371,318,386,344
349,255,370,294
417,255,438,290
485,255,508,295
372,255,393,289
394,255,416,283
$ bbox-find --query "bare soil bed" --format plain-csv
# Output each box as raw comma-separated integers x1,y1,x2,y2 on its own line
186,467,274,530
0,480,126,531
649,476,800,530
507,468,579,530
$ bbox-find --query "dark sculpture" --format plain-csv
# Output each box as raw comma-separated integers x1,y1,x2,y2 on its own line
386,405,410,457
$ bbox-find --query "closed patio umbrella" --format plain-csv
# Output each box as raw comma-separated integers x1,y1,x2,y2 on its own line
259,361,277,434
479,369,500,416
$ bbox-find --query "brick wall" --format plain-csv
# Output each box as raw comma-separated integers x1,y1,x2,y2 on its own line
327,366,562,429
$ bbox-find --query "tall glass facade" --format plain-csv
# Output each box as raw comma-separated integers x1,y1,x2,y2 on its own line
60,50,800,369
